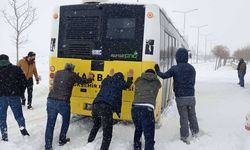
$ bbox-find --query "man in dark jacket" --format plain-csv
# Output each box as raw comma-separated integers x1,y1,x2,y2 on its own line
0,54,30,142
132,69,161,150
87,69,133,150
155,48,199,144
45,63,93,150
237,58,246,87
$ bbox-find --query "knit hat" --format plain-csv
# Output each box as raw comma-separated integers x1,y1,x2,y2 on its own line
64,63,75,71
145,69,156,74
0,54,11,67
28,51,36,57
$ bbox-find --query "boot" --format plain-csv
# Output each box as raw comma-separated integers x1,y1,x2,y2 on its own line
27,104,33,110
20,128,30,136
180,137,190,144
59,138,70,146
21,99,26,106
1,133,8,142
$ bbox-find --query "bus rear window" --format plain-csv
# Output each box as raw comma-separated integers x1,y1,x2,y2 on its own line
106,18,136,39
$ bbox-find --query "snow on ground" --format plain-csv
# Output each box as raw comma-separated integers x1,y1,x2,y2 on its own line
1,61,250,150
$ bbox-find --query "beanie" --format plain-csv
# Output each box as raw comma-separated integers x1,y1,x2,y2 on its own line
28,51,36,57
0,54,11,67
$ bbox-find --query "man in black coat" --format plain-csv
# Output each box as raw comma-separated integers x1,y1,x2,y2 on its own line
87,69,133,150
237,58,246,87
0,54,30,142
155,48,199,144
45,63,93,150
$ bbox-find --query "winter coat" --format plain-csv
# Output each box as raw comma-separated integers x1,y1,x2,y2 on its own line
48,70,92,103
93,73,133,114
133,73,161,107
237,59,246,74
156,48,196,97
17,57,39,80
0,64,26,97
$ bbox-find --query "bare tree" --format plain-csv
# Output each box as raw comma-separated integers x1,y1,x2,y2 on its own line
1,0,36,63
212,45,230,70
233,46,250,62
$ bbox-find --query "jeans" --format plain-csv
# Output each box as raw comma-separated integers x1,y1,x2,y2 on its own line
45,99,70,150
88,102,113,150
132,105,155,150
238,72,245,87
0,96,26,140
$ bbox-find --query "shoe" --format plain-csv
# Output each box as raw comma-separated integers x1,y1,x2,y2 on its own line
20,128,30,136
134,141,142,150
27,105,33,109
180,137,190,144
59,138,70,146
21,100,25,106
1,138,8,142
1,137,8,142
192,132,199,138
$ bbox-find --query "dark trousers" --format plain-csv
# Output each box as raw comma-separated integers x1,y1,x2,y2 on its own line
21,78,33,105
177,104,199,138
0,96,26,140
88,102,113,150
45,99,70,150
238,72,245,87
132,105,155,150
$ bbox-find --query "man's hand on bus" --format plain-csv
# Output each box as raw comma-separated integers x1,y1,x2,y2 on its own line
88,72,94,80
127,69,134,77
154,64,160,72
109,68,114,76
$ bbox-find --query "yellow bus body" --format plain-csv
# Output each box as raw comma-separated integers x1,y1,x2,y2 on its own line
49,57,164,121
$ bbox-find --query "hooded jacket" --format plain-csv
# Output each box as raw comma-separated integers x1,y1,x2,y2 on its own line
237,59,246,74
0,63,26,97
133,73,161,107
93,72,133,114
156,48,196,97
17,57,39,80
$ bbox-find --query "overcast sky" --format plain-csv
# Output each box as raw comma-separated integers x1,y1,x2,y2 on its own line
0,0,250,60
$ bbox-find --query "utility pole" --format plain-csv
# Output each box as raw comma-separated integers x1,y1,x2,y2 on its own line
173,9,198,37
191,25,208,63
201,34,212,62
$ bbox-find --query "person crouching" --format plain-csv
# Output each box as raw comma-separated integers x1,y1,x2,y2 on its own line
87,69,133,150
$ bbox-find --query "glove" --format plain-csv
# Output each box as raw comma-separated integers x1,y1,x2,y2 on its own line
154,64,160,72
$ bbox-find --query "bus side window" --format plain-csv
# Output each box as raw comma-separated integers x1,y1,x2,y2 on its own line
145,39,154,55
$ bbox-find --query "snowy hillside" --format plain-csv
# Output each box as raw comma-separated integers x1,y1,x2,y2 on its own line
1,61,250,150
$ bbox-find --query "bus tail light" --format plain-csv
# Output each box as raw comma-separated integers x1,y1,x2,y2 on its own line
53,13,58,20
50,73,55,79
50,66,55,72
147,12,154,18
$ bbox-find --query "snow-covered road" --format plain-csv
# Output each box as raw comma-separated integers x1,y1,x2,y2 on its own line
1,62,250,150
